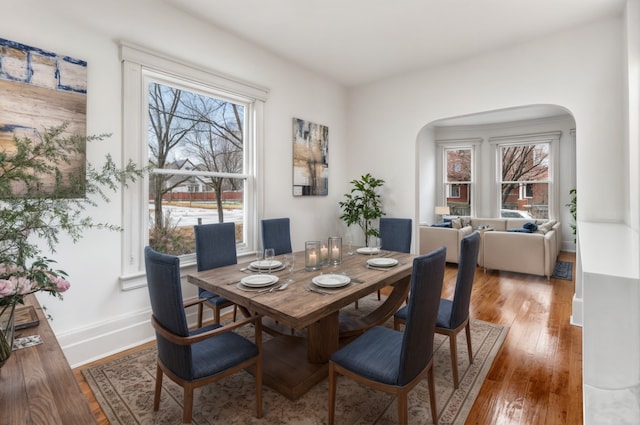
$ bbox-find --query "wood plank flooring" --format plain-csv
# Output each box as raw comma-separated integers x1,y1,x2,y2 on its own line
73,251,582,424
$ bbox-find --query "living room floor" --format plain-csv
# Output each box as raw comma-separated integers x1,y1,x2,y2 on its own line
463,251,582,424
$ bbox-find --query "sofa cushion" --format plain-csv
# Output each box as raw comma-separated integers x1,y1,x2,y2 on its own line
451,218,462,229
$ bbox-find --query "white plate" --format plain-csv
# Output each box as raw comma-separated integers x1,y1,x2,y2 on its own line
356,247,380,255
312,274,351,288
250,260,282,270
367,257,398,268
240,274,279,287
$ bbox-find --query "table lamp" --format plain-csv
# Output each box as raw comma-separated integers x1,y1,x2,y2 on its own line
435,206,450,222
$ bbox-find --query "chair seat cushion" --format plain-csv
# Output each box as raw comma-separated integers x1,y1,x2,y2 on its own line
199,290,233,307
395,299,454,329
331,326,402,385
188,325,259,380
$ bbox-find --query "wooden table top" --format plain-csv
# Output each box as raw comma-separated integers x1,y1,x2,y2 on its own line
188,249,416,330
0,295,96,425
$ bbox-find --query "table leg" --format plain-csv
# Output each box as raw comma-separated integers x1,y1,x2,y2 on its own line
306,310,339,363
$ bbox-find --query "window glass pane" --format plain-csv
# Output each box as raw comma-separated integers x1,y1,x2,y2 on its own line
147,81,246,256
446,149,471,182
500,183,548,219
500,144,548,182
446,183,471,216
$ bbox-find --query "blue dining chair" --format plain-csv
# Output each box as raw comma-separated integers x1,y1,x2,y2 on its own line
365,217,412,303
329,247,446,425
394,231,480,389
194,222,238,327
261,217,293,256
144,246,263,423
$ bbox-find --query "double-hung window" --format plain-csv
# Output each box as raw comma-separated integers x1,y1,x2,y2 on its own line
119,43,268,290
490,132,560,220
437,139,479,217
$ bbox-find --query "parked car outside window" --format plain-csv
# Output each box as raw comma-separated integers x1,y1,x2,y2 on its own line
500,209,534,219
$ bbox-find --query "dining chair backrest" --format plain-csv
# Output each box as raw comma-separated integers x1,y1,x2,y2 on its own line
448,231,481,329
398,246,446,385
261,217,292,256
379,217,412,253
194,222,238,272
144,246,192,377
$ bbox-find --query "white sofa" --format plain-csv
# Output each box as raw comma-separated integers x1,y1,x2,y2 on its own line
419,218,561,279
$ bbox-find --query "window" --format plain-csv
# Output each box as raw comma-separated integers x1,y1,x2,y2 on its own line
491,132,560,220
119,43,269,290
440,144,476,216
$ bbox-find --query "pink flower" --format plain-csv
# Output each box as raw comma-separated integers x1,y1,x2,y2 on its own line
0,279,16,297
50,275,71,293
11,276,33,295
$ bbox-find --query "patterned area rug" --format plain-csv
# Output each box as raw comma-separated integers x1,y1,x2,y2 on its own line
83,295,508,425
551,260,573,280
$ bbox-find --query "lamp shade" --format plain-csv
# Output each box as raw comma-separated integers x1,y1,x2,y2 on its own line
435,206,450,215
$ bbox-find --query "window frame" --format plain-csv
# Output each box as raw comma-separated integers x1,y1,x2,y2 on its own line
119,42,269,290
489,131,560,220
436,138,481,217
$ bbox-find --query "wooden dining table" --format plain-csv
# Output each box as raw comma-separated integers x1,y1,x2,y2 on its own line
187,248,415,400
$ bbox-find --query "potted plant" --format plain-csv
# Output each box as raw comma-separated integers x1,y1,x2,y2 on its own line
338,173,385,247
566,188,577,243
0,124,144,368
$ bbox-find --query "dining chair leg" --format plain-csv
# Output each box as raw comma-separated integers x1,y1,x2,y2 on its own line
377,289,381,300
233,305,238,322
449,333,460,389
397,390,408,425
393,316,402,331
465,321,473,363
328,363,337,425
153,364,163,411
214,307,221,325
427,365,438,425
183,386,194,424
197,304,204,328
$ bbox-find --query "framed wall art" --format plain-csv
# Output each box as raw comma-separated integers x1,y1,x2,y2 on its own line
292,117,328,196
0,37,87,196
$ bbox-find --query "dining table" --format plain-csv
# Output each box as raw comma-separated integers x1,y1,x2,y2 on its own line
187,247,416,400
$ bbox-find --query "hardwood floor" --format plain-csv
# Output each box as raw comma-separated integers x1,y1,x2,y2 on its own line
74,251,582,424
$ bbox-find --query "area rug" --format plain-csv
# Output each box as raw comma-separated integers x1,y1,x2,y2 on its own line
83,296,508,425
551,260,573,280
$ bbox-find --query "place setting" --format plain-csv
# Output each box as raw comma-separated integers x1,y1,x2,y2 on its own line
305,273,352,295
365,256,399,271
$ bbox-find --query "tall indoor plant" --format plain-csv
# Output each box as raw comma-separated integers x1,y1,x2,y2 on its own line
0,124,144,368
338,173,385,247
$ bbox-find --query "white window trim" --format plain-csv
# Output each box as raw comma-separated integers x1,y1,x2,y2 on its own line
118,42,269,291
489,131,561,219
436,138,481,217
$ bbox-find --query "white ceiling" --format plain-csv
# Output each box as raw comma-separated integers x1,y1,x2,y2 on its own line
165,0,625,88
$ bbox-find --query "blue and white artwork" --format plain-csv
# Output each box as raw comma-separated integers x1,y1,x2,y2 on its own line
0,38,87,196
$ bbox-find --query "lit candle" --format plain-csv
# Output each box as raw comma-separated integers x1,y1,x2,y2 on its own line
321,245,328,261
332,246,339,258
309,252,317,264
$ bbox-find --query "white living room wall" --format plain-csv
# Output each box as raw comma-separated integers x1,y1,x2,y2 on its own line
2,0,349,365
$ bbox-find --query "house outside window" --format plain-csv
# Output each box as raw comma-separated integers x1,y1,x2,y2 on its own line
119,43,268,290
441,145,475,216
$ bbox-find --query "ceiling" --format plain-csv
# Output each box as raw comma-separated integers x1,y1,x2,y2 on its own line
165,0,625,88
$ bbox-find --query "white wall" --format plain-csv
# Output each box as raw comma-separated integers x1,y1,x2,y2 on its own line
3,0,349,365
347,18,624,228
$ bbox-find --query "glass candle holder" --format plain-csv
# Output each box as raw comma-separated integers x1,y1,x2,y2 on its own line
320,243,329,267
328,236,342,265
305,241,321,271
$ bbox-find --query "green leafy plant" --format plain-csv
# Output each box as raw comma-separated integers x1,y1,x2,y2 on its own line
0,123,146,311
338,173,385,246
566,188,576,243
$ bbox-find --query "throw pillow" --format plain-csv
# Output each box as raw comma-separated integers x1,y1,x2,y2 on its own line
537,221,553,234
432,222,452,228
523,221,538,231
507,228,532,233
461,217,472,227
451,218,462,229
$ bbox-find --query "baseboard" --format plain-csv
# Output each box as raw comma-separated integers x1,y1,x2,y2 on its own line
571,294,583,327
56,299,219,367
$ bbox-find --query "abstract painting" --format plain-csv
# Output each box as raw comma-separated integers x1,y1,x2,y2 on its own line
292,117,328,196
0,37,87,196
